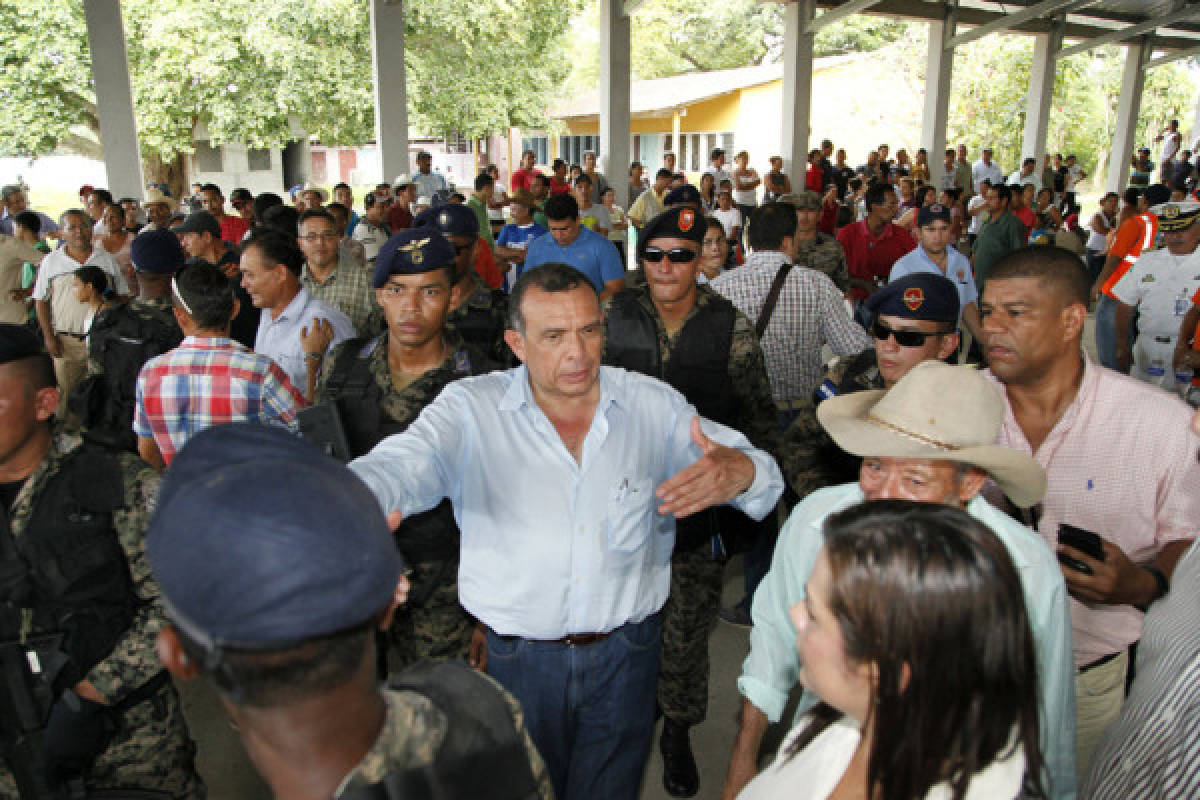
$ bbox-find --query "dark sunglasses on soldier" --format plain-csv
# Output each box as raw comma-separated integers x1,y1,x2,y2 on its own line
870,320,951,347
642,247,697,264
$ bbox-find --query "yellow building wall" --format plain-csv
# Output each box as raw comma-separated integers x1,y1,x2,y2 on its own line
679,94,740,133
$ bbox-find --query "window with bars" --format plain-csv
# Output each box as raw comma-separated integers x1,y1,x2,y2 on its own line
193,141,223,173
521,136,549,165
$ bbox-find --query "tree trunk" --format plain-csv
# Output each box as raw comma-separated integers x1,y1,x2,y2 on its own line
142,152,189,202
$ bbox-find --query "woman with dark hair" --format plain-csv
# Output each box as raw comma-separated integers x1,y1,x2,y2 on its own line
739,501,1045,800
699,172,717,212
72,265,114,343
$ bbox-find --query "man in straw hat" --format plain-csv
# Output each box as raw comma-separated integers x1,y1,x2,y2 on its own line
141,187,177,232
721,360,1077,800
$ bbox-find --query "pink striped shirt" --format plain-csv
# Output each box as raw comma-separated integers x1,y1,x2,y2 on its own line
987,356,1200,667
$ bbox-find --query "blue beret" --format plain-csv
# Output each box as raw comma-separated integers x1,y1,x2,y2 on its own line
147,424,404,651
865,272,961,324
130,229,186,274
373,227,457,288
664,184,702,207
414,203,479,236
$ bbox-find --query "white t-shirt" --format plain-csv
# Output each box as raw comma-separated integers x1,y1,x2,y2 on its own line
33,247,129,335
704,166,733,191
1087,211,1113,252
733,169,759,206
967,195,987,235
1065,165,1084,192
1162,130,1182,163
487,187,508,223
713,207,743,239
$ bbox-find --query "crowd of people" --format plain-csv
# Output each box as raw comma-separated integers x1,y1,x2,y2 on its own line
0,129,1198,800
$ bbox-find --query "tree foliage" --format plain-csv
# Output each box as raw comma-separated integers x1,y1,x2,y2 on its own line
0,0,583,165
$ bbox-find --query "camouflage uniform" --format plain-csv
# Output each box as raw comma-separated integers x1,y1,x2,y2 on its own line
0,427,203,799
446,274,512,366
337,678,554,800
84,295,180,376
317,331,484,672
602,285,778,727
779,349,881,502
793,232,851,294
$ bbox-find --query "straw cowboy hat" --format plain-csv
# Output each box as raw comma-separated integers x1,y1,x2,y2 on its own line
816,361,1046,508
144,187,176,210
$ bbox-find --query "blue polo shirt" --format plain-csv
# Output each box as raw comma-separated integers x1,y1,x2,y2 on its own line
888,244,977,322
520,225,625,292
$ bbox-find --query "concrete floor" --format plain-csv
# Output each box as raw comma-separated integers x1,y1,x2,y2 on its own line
176,557,793,800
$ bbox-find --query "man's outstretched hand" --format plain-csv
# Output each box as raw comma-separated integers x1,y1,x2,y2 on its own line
656,417,755,518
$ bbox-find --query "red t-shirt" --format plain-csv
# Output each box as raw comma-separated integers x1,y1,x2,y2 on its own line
219,214,250,245
474,236,503,289
511,168,542,193
548,178,571,196
1013,207,1036,241
805,166,823,193
388,205,413,232
836,220,917,301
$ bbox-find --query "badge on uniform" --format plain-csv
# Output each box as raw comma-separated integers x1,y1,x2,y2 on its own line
453,350,471,375
1141,275,1156,282
903,287,924,310
679,208,695,232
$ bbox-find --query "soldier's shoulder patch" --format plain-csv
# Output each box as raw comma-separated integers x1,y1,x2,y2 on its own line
1141,274,1157,282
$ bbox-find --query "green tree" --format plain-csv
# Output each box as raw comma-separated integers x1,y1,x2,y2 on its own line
0,0,583,183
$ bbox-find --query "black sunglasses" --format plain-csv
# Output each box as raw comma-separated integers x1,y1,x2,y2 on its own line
871,320,951,347
642,247,697,264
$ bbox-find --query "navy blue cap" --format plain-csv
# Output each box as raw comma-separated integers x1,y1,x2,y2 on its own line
173,210,221,238
413,203,479,236
917,203,952,228
147,424,404,651
664,184,703,208
0,323,43,365
373,228,456,288
865,272,960,324
130,229,186,274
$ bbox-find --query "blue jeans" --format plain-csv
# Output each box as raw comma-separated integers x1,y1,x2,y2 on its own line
1095,294,1118,370
486,613,662,800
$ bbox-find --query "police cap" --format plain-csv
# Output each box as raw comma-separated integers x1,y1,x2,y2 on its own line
0,323,44,365
414,203,479,237
130,228,186,274
865,272,960,325
147,424,405,652
373,228,457,288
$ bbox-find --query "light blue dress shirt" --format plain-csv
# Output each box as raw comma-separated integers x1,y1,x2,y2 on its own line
520,227,625,293
740,484,1077,800
888,244,978,323
349,365,784,640
254,287,354,391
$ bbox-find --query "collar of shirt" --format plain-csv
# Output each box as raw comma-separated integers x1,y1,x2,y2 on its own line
302,262,342,288
269,286,311,326
180,335,243,350
992,352,1093,459
743,249,792,273
497,363,625,421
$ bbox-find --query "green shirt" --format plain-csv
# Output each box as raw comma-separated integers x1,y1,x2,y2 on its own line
466,195,494,248
973,210,1026,291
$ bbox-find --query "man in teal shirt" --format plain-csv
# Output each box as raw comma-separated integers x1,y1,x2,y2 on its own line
721,361,1077,800
467,172,496,251
972,182,1027,292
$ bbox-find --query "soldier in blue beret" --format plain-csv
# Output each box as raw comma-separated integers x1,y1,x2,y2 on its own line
414,205,511,363
313,227,499,673
149,424,552,800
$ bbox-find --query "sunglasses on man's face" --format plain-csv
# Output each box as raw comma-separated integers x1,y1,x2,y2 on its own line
870,320,950,347
642,247,697,264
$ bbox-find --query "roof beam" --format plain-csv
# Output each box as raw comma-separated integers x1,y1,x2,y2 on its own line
1056,4,1200,59
945,0,1100,49
807,0,882,33
1144,43,1200,69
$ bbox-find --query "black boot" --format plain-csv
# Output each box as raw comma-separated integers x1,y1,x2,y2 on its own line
660,718,699,797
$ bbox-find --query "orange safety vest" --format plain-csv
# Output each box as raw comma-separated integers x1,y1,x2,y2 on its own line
1102,212,1158,299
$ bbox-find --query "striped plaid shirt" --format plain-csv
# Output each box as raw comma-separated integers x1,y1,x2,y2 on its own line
134,336,305,465
301,256,380,336
711,250,873,404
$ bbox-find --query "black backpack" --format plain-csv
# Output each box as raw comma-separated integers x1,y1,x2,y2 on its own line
70,304,182,451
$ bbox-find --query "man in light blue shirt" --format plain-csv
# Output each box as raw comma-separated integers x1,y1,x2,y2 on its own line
521,194,625,300
412,150,448,200
239,230,354,396
721,361,1077,800
349,263,783,800
889,202,985,345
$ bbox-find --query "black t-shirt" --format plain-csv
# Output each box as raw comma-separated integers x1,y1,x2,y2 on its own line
1054,166,1068,193
0,479,26,512
834,166,856,199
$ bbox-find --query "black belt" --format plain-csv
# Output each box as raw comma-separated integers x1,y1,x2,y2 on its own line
1154,335,1175,343
55,331,86,340
1078,650,1121,674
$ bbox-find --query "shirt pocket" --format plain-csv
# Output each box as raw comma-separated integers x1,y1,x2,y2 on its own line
606,477,658,553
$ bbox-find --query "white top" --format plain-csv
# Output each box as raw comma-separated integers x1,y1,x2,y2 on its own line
1109,247,1200,337
738,715,1026,800
1162,130,1182,163
254,287,354,390
1008,170,1041,192
967,195,988,235
33,246,128,334
972,159,1004,194
606,205,627,243
1087,211,1114,252
1065,164,1084,192
487,187,508,222
352,219,389,264
713,207,743,239
348,365,783,639
733,169,759,206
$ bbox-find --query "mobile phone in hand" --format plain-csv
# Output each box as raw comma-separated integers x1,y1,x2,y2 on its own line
1057,524,1106,575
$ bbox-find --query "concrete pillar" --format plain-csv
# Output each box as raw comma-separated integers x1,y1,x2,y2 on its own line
1107,38,1150,193
1189,93,1200,153
369,0,410,183
781,0,816,179
671,111,682,167
1022,17,1065,178
82,0,145,200
600,0,631,209
921,8,957,190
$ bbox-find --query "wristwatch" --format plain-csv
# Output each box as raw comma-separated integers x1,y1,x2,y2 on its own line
1138,565,1170,611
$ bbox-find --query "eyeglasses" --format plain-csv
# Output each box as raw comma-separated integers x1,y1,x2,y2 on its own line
871,320,951,347
642,247,697,264
299,232,341,243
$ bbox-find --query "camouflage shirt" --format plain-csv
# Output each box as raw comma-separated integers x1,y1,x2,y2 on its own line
446,274,512,366
336,681,554,799
84,296,180,375
7,426,166,703
317,329,490,428
793,232,850,293
601,284,779,456
779,349,881,500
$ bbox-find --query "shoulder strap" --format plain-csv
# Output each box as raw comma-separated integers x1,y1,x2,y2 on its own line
324,336,373,395
755,263,794,339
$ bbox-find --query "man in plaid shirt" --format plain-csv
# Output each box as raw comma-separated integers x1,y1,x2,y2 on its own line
134,262,304,469
711,202,872,427
298,208,381,336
